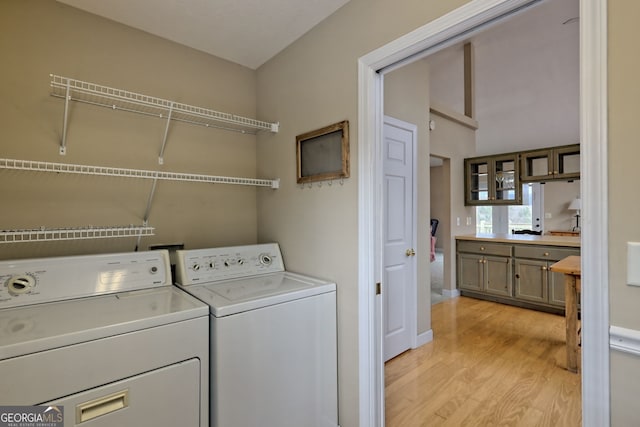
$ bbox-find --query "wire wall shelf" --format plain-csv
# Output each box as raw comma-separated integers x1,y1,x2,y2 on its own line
0,225,155,244
50,74,278,134
0,158,280,189
50,74,279,159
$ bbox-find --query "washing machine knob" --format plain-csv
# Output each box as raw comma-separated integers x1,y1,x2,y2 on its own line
192,263,200,271
259,253,272,266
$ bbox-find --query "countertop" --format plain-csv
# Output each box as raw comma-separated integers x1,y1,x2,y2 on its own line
455,233,580,248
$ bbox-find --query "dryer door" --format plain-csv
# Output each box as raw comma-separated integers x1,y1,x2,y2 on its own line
43,358,201,427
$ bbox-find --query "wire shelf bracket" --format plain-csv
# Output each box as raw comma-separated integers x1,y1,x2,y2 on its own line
0,225,155,244
50,74,279,159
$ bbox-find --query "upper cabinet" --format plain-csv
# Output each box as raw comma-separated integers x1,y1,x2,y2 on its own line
520,144,580,182
464,153,521,206
464,144,580,206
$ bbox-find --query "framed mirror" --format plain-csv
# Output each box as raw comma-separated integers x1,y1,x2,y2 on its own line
296,120,350,184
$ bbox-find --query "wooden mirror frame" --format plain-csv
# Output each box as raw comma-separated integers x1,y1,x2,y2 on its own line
296,120,350,184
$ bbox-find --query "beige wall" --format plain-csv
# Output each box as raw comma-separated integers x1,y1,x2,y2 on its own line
609,0,640,425
0,1,260,260
428,112,477,293
256,1,468,424
384,59,432,336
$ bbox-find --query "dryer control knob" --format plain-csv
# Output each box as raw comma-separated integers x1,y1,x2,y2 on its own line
192,263,200,271
7,275,36,296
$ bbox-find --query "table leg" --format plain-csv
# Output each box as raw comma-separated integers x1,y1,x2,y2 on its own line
565,274,578,373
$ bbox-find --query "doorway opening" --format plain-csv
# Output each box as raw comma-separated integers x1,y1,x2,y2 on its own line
429,155,453,305
357,0,608,425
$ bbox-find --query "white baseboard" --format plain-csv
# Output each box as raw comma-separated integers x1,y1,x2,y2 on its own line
610,325,640,356
443,288,460,298
414,329,433,348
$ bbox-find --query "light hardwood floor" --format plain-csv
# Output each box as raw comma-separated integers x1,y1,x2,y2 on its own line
385,297,581,426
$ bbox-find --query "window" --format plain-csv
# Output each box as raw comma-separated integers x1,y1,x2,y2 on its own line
476,183,543,234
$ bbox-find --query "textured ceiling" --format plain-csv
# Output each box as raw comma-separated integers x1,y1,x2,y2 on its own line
56,0,351,69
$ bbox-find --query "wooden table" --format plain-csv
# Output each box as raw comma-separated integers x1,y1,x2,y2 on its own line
550,255,581,373
548,230,581,237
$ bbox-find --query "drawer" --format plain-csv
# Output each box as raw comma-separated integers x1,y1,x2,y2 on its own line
457,241,512,257
513,245,579,261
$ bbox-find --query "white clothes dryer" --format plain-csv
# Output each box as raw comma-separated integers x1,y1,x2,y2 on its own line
175,243,338,427
0,250,209,427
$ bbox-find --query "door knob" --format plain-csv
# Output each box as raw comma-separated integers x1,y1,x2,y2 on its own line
405,249,416,257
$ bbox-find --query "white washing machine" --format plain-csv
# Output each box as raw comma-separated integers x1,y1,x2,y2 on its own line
0,250,209,427
175,243,338,427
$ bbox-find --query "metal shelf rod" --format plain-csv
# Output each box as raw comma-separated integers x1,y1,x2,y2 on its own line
0,158,279,188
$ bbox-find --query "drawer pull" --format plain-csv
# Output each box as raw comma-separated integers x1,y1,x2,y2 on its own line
77,390,129,423
480,246,485,251
543,252,550,256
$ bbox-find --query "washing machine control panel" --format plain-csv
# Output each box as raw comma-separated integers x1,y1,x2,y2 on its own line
0,250,171,309
175,243,285,285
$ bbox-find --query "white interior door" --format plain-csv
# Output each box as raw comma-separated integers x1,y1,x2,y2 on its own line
383,116,416,362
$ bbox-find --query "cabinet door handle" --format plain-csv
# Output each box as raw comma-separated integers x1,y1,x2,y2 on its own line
541,266,548,271
515,273,520,279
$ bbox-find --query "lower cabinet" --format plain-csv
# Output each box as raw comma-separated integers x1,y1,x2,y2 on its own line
513,245,579,308
459,252,512,297
457,239,580,313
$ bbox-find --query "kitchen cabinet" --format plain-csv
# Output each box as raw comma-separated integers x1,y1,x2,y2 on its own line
464,154,521,206
456,236,580,313
457,241,512,297
520,144,580,182
513,245,580,307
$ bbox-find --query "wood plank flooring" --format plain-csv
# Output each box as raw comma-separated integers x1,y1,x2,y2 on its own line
385,297,581,426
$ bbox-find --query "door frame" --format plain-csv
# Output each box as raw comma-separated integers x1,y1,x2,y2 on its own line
356,0,609,426
382,115,419,361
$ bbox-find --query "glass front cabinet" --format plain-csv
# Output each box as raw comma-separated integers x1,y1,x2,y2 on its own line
464,154,521,206
520,144,580,182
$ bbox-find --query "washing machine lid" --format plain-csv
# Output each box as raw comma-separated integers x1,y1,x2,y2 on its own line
180,271,336,317
0,286,208,361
